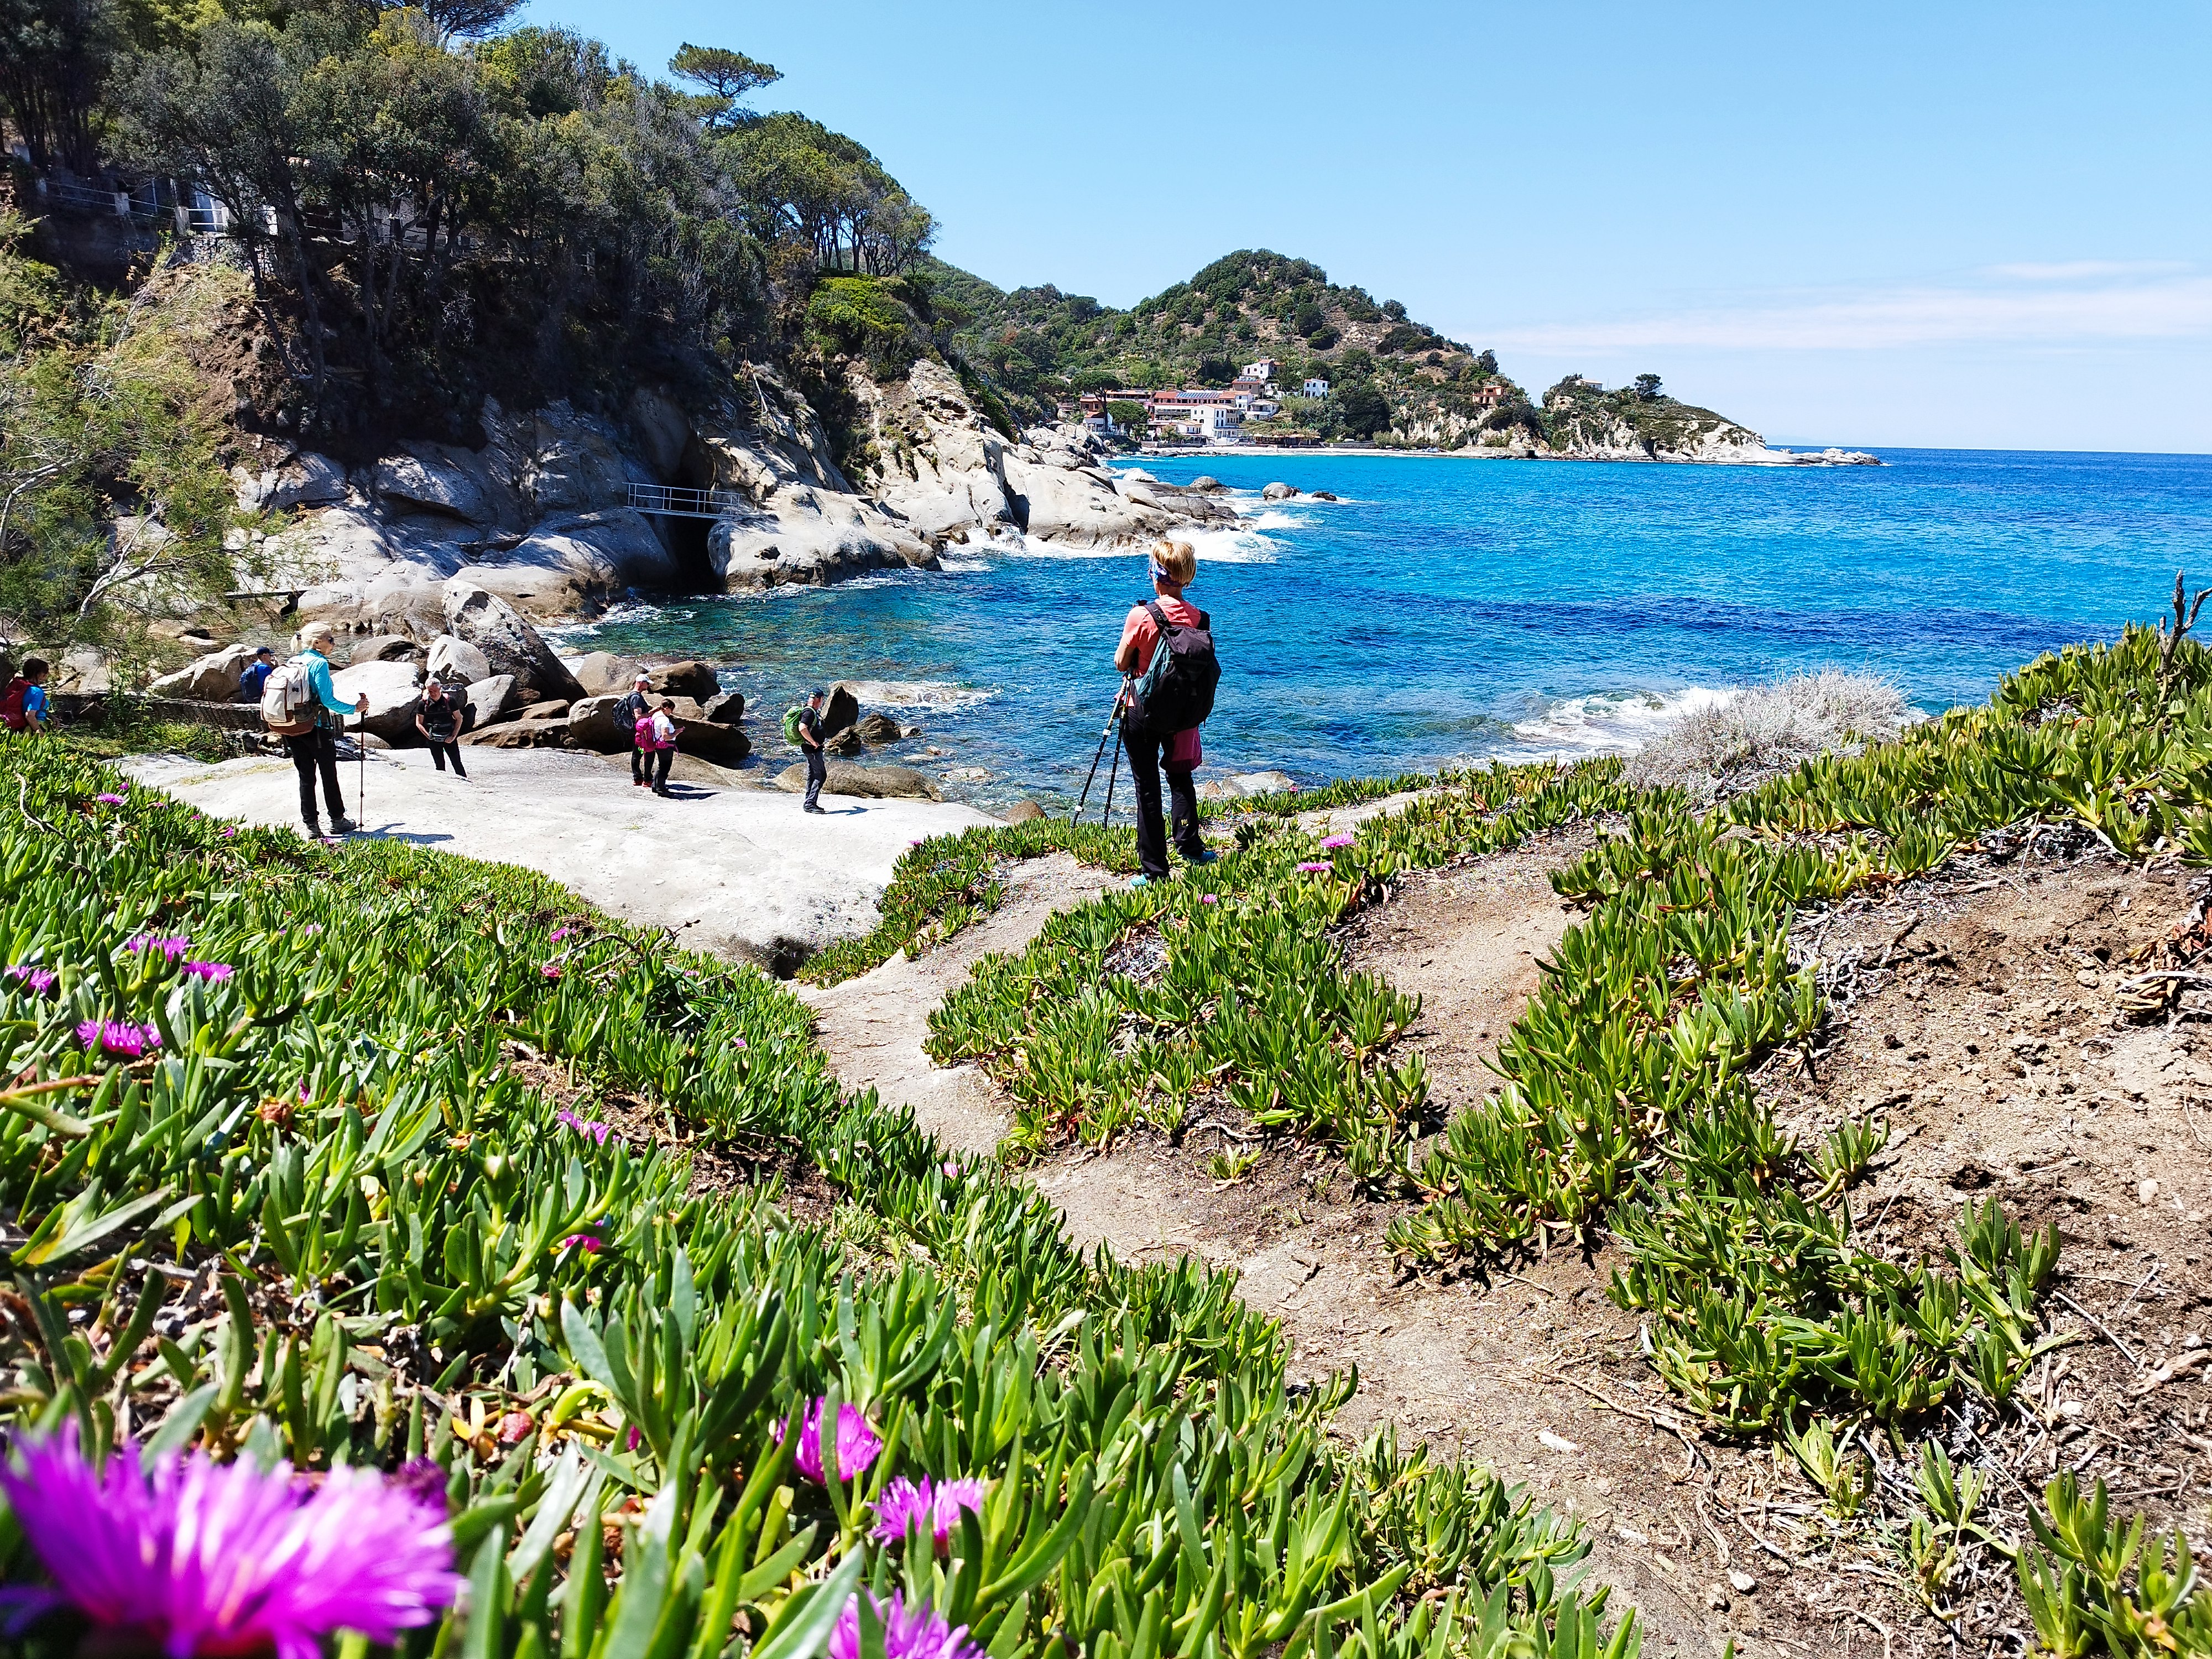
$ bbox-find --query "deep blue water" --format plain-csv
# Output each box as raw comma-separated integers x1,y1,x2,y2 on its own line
552,448,2212,809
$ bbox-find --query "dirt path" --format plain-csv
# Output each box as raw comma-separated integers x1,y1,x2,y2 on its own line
795,853,1117,1154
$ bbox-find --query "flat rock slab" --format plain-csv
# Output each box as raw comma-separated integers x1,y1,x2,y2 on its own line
121,747,995,969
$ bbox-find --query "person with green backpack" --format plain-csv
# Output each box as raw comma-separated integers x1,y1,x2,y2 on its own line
789,688,828,814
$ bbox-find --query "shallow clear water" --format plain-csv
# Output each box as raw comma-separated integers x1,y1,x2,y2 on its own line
552,448,2212,809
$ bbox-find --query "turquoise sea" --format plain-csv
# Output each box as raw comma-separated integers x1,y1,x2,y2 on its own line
554,448,2212,810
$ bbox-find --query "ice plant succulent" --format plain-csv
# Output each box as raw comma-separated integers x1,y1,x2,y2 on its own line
554,1109,609,1144
127,933,192,959
777,1397,881,1484
1295,860,1333,873
181,962,233,983
77,1020,160,1059
3,964,56,994
0,1426,461,1659
828,1591,982,1659
870,1476,989,1551
1318,833,1354,849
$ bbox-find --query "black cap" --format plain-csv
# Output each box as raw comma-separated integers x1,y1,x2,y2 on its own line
255,645,273,656
808,686,826,700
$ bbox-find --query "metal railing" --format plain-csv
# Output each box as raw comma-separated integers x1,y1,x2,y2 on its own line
627,482,748,519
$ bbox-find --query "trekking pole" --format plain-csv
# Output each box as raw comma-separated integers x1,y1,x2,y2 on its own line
356,711,366,828
1071,682,1129,823
1099,710,1126,828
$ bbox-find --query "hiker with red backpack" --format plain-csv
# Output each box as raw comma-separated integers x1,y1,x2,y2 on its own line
0,658,50,735
1114,540,1221,886
260,622,368,838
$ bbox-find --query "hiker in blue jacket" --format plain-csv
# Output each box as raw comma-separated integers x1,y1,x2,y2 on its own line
285,623,368,837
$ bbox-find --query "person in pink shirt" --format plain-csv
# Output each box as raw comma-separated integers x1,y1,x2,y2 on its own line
1114,540,1217,884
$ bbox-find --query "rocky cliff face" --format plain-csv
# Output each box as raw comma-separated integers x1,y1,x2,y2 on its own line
241,354,1228,632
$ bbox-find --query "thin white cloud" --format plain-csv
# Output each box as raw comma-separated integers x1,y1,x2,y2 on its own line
1489,267,2212,353
1983,258,2189,281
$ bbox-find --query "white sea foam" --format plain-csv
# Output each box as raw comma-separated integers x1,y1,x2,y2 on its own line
937,555,992,574
846,680,1000,712
1005,527,1280,565
1240,508,1313,531
1506,686,1739,755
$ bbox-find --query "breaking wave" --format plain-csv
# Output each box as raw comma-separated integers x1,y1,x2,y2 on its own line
846,680,1001,712
1504,686,1738,756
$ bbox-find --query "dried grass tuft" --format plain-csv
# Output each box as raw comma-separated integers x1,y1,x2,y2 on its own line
1627,669,1916,801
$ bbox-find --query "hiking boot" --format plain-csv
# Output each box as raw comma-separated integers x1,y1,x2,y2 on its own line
328,815,357,835
302,818,322,839
1183,847,1219,865
804,804,826,815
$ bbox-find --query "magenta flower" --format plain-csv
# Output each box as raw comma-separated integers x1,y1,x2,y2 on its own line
0,1425,461,1659
540,963,562,980
732,1037,748,1051
941,1160,960,1180
1318,834,1354,849
221,828,238,840
1295,861,1332,873
560,1231,603,1253
554,1110,609,1145
95,792,127,806
870,1476,989,1551
127,933,192,959
1199,894,1218,905
3,964,56,994
550,927,573,942
776,1398,881,1484
181,962,233,983
77,1020,160,1060
830,1591,982,1659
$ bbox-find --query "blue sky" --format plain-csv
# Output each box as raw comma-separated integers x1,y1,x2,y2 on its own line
523,0,2211,452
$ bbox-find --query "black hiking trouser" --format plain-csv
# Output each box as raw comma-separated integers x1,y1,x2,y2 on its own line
284,727,346,825
427,740,466,777
1124,729,1201,879
650,747,674,791
804,747,827,809
630,736,649,784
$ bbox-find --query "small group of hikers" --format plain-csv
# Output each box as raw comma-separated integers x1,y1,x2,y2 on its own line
617,672,686,796
1114,539,1220,885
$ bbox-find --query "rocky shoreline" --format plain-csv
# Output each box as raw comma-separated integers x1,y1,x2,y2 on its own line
1143,439,1880,466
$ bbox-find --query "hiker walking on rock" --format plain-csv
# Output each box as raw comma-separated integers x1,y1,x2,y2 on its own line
1114,540,1219,885
266,622,367,838
621,672,654,789
0,657,50,735
797,687,828,815
413,677,466,778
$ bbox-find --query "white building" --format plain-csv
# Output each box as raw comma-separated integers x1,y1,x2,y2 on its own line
1240,358,1279,385
1303,378,1331,399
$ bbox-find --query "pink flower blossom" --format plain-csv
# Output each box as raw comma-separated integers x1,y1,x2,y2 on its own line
623,1425,641,1453
775,1399,881,1484
555,1110,610,1144
560,1232,603,1253
495,1411,534,1445
869,1476,989,1551
829,1591,982,1659
127,933,192,959
549,928,573,942
0,1425,461,1659
941,1160,960,1180
540,963,562,980
1199,894,1218,905
732,1037,748,1051
95,792,127,806
1295,861,1332,873
1318,834,1354,849
77,1020,160,1060
181,962,233,983
221,828,238,839
3,964,56,994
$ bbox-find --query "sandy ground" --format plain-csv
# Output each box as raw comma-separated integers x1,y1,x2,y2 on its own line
123,746,996,969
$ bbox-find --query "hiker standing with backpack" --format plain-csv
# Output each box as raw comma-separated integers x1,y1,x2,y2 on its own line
792,689,828,815
1114,540,1220,886
620,672,654,789
262,622,367,838
0,657,51,735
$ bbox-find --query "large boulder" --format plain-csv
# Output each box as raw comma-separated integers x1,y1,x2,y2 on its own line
460,716,570,749
675,718,750,766
466,509,679,617
54,648,114,694
464,674,518,729
353,635,422,663
1260,482,1298,501
648,661,721,702
854,712,902,745
822,682,861,735
702,691,744,725
566,694,632,752
148,643,262,702
568,651,643,697
773,761,941,801
441,576,583,704
425,634,491,688
825,727,863,757
1002,800,1047,823
518,699,572,722
329,659,422,745
374,441,520,526
1188,476,1224,492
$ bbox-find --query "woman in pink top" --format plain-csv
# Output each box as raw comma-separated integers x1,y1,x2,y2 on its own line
1114,540,1215,883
